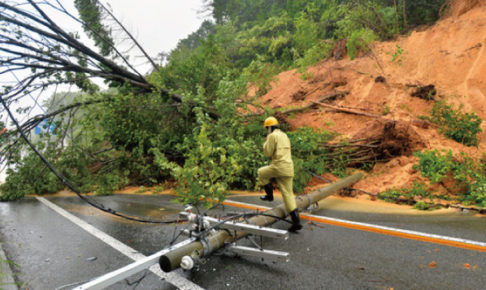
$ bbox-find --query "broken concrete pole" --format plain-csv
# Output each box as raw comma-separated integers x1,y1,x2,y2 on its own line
159,173,363,272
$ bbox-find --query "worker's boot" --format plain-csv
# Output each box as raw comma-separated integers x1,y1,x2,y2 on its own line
288,210,303,232
260,183,274,201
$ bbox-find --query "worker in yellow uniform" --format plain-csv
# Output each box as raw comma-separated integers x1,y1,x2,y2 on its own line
257,117,302,232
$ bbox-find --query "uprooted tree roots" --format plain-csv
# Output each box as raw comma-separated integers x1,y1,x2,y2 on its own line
320,119,427,168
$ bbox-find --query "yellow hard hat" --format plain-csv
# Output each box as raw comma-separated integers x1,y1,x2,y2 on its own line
263,116,278,127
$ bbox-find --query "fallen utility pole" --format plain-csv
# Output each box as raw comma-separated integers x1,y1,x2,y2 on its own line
159,173,363,272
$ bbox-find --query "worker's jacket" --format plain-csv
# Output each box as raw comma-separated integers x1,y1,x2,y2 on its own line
263,129,294,177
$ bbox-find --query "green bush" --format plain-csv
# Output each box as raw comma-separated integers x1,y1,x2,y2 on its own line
413,150,453,183
94,169,129,196
379,188,405,203
413,201,432,211
0,153,64,201
428,100,482,146
414,150,486,207
293,13,319,54
346,29,377,60
379,182,432,208
241,56,281,96
288,127,337,193
172,121,242,207
379,182,432,203
296,40,335,71
409,182,432,199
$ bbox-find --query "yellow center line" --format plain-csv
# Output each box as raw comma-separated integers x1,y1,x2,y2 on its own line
222,200,486,253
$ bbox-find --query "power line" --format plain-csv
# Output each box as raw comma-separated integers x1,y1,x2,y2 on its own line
0,96,182,224
9,70,47,115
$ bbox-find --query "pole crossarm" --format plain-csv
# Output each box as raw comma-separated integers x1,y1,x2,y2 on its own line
181,212,290,239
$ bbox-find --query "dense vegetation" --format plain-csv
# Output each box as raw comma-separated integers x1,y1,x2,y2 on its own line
425,100,482,146
1,0,449,205
380,149,486,208
379,100,484,208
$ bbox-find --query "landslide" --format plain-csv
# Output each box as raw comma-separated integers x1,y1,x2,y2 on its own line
255,2,486,197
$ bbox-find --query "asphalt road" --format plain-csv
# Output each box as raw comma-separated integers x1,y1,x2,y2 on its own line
0,194,485,289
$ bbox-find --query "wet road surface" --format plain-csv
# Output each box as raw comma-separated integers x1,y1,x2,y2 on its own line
0,193,485,289
0,197,177,289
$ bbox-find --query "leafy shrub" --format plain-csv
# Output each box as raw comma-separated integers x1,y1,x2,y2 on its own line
413,150,453,183
288,127,337,193
346,29,377,60
293,13,319,54
299,71,314,80
296,40,335,71
469,178,486,207
379,188,405,203
413,201,432,210
241,57,281,96
414,150,486,207
379,182,432,208
268,36,292,59
428,100,482,146
94,169,129,196
452,153,486,207
152,184,166,194
391,45,404,64
382,105,391,115
409,182,432,199
0,152,64,201
149,86,265,207
172,122,241,207
135,186,148,194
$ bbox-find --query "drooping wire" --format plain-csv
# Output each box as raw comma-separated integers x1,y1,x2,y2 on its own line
190,211,293,240
0,96,183,224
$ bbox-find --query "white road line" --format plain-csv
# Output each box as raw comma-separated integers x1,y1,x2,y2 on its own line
36,197,203,290
224,199,486,249
303,212,486,248
74,238,197,290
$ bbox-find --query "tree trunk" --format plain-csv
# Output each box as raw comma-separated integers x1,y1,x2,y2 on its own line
402,0,408,30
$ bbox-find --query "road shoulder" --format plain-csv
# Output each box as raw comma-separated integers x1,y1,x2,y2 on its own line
0,242,18,290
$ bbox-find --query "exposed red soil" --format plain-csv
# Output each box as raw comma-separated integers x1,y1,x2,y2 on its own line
255,2,486,196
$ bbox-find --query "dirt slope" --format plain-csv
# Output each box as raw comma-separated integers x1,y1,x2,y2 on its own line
256,2,486,195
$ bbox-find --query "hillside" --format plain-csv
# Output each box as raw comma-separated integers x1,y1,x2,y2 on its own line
3,0,486,208
255,2,486,198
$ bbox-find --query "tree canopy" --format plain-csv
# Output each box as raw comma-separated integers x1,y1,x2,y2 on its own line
1,0,448,206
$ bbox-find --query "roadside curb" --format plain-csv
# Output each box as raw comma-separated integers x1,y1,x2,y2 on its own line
0,242,18,290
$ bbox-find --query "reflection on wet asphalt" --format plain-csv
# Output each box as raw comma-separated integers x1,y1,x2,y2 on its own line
0,196,175,290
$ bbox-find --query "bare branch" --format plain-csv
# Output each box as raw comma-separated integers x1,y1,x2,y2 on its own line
47,0,147,78
1,1,149,87
95,0,160,72
20,98,108,133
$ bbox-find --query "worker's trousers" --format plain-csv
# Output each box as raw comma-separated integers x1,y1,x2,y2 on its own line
257,165,297,213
